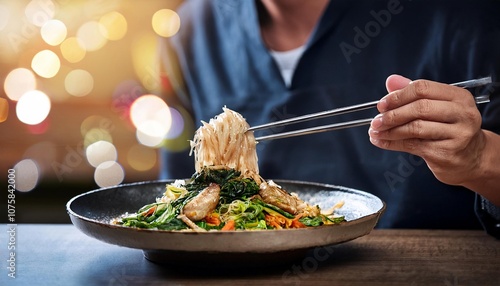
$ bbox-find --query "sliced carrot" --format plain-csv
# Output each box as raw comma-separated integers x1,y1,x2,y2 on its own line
290,214,306,228
144,205,157,217
291,219,306,228
271,221,282,229
221,220,235,231
293,213,304,220
204,213,221,226
265,214,283,229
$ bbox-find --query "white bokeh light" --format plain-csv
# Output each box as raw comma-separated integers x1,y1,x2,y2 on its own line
31,49,61,78
86,140,117,168
152,9,180,38
3,68,37,101
13,159,40,192
65,69,94,97
41,19,67,46
16,90,51,125
77,21,108,51
130,95,172,147
94,161,124,188
136,120,168,147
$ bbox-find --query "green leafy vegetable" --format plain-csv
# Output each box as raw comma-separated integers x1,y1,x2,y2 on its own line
299,216,324,227
299,215,346,227
218,200,268,230
253,198,295,219
186,167,259,201
324,215,346,224
117,167,346,231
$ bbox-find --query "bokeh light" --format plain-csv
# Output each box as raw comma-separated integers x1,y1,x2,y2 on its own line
77,21,108,52
111,80,144,119
16,90,51,125
152,9,180,38
60,37,86,63
162,106,194,152
131,32,159,91
31,49,60,78
65,69,94,97
4,68,37,101
86,140,118,168
94,161,124,188
1,1,189,198
130,95,170,128
130,95,172,147
165,107,184,139
25,0,55,27
80,115,115,138
127,144,157,171
41,19,67,46
136,121,168,147
0,97,8,123
13,159,39,192
99,11,127,41
23,141,57,175
81,115,115,151
26,117,50,134
83,128,113,149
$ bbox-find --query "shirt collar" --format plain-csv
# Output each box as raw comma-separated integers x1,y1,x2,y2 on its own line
239,0,343,50
306,0,340,48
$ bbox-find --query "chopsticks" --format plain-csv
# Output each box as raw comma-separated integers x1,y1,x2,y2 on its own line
250,77,492,141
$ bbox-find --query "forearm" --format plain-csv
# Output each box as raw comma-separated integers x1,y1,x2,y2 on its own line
462,130,500,206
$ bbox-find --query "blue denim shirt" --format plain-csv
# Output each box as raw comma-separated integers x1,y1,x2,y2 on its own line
159,0,500,231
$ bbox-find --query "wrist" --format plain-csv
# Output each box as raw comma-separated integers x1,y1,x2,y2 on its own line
462,130,500,206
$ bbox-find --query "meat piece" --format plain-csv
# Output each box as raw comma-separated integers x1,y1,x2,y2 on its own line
259,181,320,217
183,183,220,221
258,182,299,215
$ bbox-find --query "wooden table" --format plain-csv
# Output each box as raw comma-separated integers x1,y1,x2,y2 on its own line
1,224,498,285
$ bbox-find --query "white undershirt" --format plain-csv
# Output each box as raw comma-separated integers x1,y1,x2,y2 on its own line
269,45,306,87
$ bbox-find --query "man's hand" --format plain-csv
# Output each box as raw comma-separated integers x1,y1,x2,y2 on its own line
368,74,487,189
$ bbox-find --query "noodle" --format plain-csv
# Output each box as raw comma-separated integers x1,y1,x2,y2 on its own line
190,107,259,179
117,107,346,231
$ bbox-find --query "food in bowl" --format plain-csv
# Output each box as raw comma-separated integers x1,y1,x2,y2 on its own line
114,107,345,231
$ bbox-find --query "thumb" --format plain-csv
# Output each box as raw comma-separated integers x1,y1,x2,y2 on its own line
386,74,412,92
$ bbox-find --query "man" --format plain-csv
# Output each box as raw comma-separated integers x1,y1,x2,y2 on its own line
158,0,500,236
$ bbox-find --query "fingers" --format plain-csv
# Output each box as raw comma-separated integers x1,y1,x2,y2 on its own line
385,74,411,92
378,78,475,113
369,98,481,147
369,136,426,155
369,75,492,190
368,136,456,164
369,75,483,156
369,120,452,142
371,99,461,133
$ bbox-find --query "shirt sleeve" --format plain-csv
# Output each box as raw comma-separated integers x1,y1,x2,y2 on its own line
475,195,500,239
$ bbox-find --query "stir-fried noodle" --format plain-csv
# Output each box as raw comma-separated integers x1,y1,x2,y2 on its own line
117,107,345,231
190,107,260,181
